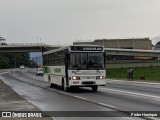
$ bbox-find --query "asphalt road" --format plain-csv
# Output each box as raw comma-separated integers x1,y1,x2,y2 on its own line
0,68,160,120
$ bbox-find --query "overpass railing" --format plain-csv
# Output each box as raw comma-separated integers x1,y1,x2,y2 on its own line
4,43,44,46
0,43,60,47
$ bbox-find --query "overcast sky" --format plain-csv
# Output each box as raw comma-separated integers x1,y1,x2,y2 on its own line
0,0,160,45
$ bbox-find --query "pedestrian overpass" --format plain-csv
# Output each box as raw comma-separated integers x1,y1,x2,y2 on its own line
1,43,160,69
0,43,61,52
1,43,160,58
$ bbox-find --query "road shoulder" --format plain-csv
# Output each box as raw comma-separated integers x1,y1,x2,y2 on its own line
0,79,52,120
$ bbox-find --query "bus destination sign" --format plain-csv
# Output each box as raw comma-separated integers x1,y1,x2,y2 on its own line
71,46,103,51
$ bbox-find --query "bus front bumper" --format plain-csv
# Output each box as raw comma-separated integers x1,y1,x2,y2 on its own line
69,79,106,87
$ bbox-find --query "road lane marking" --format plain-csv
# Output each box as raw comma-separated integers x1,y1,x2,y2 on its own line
59,91,69,95
107,79,160,85
74,96,87,100
100,87,160,100
0,72,8,74
6,71,129,112
8,71,119,110
22,70,44,81
98,103,117,109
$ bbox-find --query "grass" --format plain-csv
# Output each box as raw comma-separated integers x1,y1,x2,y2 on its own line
0,80,4,85
107,66,160,82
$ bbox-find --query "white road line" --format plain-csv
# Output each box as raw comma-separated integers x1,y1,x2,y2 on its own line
59,92,69,95
107,79,160,85
0,71,8,74
22,70,44,81
74,96,87,100
10,70,156,112
98,102,117,109
7,71,120,111
100,87,160,100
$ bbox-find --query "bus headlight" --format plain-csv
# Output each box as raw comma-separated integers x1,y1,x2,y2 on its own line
96,76,104,79
72,76,80,80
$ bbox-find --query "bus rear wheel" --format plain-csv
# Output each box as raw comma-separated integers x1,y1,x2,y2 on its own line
48,76,53,88
50,83,54,88
91,85,98,92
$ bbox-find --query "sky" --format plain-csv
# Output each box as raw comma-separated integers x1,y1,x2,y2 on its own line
0,0,160,45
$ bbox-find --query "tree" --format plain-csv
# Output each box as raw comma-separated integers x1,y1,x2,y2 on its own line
0,53,31,68
0,36,34,69
0,55,10,69
0,36,33,68
0,36,7,45
156,41,160,45
29,60,38,68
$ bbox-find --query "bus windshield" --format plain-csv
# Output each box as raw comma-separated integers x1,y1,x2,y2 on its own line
69,52,105,70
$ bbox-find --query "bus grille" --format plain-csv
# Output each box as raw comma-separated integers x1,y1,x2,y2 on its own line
82,81,95,85
80,76,96,79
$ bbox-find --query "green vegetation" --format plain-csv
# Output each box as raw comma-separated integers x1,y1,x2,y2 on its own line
0,80,4,85
0,37,37,69
0,53,37,69
107,66,160,81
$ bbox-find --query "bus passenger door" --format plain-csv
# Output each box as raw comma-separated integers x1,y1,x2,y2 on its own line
64,52,69,86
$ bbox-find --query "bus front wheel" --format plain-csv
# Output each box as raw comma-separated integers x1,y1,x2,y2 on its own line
62,79,70,92
49,80,53,88
91,85,98,92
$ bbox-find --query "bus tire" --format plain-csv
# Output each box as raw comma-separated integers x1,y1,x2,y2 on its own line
53,84,58,88
62,79,69,92
64,86,70,92
91,85,98,92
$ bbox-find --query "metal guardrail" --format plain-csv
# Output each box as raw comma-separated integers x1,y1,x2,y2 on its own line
0,43,62,52
0,43,44,46
0,43,61,47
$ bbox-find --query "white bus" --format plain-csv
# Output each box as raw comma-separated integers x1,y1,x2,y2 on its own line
43,45,106,92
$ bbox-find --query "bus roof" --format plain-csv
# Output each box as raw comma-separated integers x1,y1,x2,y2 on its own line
43,45,104,55
43,46,68,55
